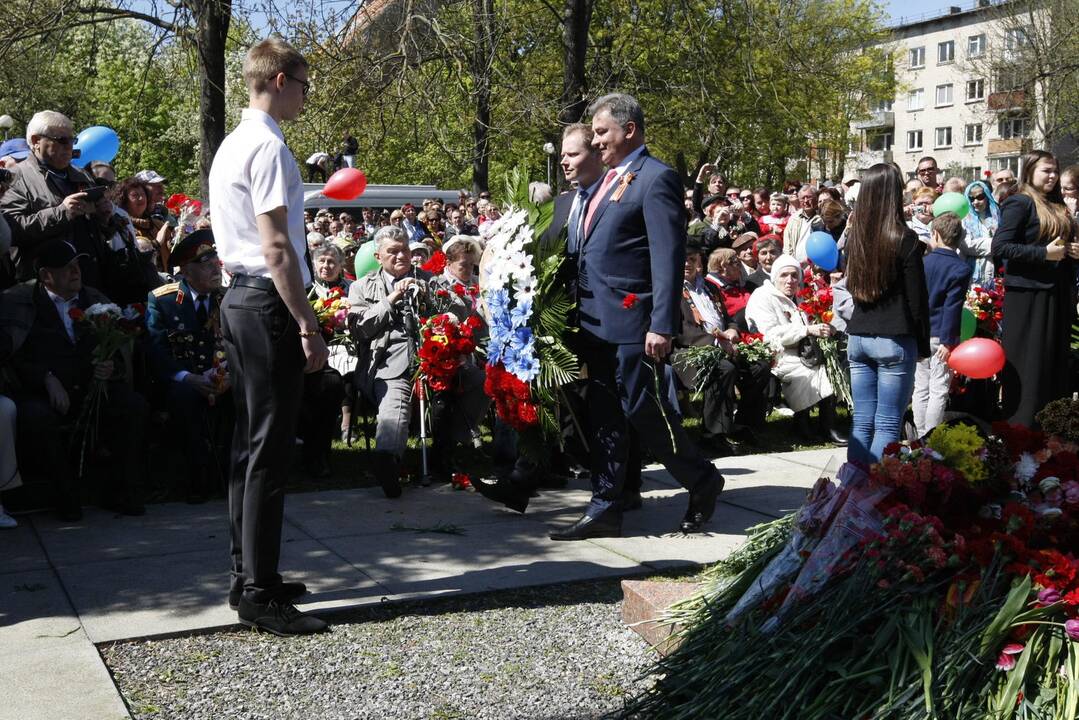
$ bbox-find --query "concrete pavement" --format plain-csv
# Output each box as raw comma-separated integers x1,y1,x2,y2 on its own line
0,447,840,720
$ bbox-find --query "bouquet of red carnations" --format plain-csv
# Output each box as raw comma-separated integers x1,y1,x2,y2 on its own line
483,362,540,430
68,303,145,473
310,286,352,349
417,313,481,393
797,266,851,406
734,331,776,366
965,282,1005,336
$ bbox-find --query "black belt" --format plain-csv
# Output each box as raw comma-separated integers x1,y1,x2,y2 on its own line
230,274,278,294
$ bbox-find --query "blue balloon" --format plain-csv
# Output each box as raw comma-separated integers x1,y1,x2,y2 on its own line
74,126,120,165
805,230,839,271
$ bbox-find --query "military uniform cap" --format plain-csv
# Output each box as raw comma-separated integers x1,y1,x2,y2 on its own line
171,228,217,267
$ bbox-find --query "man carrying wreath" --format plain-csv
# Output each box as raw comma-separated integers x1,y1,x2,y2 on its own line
551,93,725,540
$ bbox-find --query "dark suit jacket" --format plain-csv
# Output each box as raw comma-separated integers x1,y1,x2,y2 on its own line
577,149,684,344
923,248,973,346
673,280,736,389
145,278,223,381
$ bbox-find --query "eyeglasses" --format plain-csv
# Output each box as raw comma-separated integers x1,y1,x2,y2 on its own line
42,134,74,146
917,167,937,175
283,73,311,97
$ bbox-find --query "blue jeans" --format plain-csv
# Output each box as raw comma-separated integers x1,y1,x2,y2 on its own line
847,334,917,466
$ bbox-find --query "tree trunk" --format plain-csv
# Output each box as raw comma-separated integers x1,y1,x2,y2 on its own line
470,0,494,195
194,0,232,199
557,0,593,127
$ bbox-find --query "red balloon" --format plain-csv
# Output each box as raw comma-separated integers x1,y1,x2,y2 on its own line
323,168,367,201
947,338,1005,379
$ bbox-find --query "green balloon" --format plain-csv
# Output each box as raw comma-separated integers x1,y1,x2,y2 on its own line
354,240,379,277
933,191,970,219
960,307,977,341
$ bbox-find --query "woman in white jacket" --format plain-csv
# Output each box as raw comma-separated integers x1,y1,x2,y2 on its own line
745,255,840,442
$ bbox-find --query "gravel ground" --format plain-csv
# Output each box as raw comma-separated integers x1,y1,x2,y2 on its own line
101,580,658,720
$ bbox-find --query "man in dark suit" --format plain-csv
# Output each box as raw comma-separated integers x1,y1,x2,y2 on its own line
2,239,148,520
146,229,233,505
550,93,724,540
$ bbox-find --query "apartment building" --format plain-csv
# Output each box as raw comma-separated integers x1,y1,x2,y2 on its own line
846,0,1041,181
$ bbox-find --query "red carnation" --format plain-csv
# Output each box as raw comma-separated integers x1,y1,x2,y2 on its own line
622,293,638,309
452,283,467,296
68,307,85,322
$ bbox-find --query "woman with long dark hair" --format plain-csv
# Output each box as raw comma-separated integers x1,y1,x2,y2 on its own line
992,150,1079,426
844,163,930,465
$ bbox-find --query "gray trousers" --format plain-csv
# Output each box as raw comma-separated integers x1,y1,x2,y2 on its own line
0,395,21,493
911,337,952,438
371,376,412,456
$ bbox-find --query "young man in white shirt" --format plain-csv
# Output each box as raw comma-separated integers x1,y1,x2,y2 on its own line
209,37,329,636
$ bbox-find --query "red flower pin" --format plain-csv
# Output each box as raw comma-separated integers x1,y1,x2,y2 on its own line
622,293,638,309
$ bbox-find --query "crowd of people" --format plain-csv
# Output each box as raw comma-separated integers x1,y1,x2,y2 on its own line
0,35,1075,636
0,105,1076,534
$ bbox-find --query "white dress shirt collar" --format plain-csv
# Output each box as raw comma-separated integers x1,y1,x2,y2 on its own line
240,108,285,141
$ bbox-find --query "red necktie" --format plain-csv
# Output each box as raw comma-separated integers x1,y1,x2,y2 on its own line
583,169,618,235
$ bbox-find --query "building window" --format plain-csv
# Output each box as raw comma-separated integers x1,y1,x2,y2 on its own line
995,69,1023,92
965,123,983,145
998,115,1030,139
867,131,893,152
938,40,955,64
872,98,894,112
968,34,986,57
1005,28,1030,54
907,88,924,111
935,127,953,148
966,79,985,101
935,84,954,107
990,156,1020,174
909,46,925,68
962,166,983,179
907,130,923,151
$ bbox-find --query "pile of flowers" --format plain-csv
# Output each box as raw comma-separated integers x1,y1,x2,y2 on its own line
68,303,146,473
965,282,1005,336
797,265,851,406
310,286,350,344
621,421,1079,720
478,169,577,450
417,313,480,393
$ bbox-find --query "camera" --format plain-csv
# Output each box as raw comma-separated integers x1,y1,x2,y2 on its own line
0,167,12,185
82,185,106,202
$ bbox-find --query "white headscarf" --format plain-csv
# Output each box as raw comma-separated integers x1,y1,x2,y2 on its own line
769,253,801,285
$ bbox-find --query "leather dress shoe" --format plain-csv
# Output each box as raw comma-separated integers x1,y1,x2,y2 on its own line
229,581,308,611
825,428,849,446
680,473,725,534
237,596,327,636
473,478,530,513
372,452,402,499
622,493,643,511
549,513,622,541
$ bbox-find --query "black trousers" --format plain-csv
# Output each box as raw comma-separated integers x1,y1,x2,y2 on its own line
220,284,305,603
16,382,148,509
1000,284,1075,427
166,380,234,494
579,333,718,519
697,357,772,438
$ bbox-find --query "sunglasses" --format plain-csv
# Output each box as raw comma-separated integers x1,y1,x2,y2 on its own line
42,134,74,146
917,168,937,175
283,73,311,96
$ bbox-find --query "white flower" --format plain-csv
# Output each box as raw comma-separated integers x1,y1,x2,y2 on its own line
121,306,142,321
513,278,536,305
85,303,122,317
1038,477,1060,494
1015,452,1039,483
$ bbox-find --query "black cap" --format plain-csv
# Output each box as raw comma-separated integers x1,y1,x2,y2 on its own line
171,228,216,267
34,240,85,272
701,193,726,211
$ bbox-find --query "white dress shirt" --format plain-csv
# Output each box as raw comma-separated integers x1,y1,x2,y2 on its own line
45,288,78,343
209,108,310,286
686,277,722,334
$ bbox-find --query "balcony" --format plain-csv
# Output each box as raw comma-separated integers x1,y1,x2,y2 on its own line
853,110,895,130
846,149,895,166
988,138,1031,156
987,89,1027,111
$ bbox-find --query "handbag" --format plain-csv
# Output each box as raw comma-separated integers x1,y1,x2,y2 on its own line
798,335,824,368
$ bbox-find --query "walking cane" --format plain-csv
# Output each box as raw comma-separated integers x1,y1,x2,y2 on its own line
401,275,434,486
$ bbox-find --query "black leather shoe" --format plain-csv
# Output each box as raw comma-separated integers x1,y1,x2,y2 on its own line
622,493,643,511
826,428,849,446
372,452,402,499
549,513,622,541
680,473,724,534
56,503,82,523
237,596,328,636
306,455,331,479
473,478,530,513
229,581,308,611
